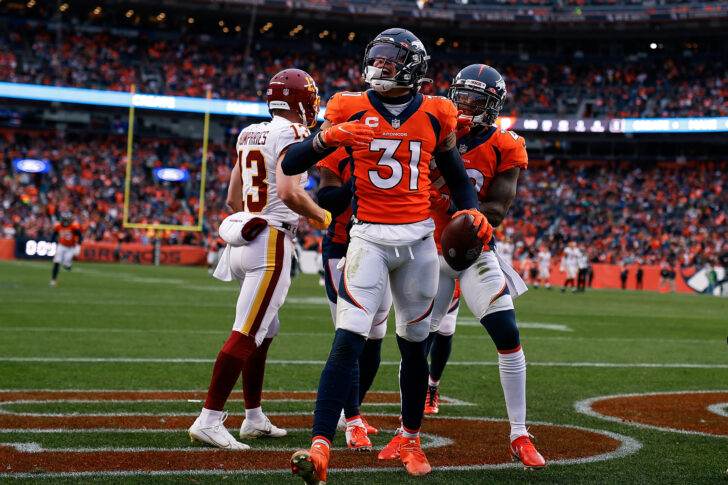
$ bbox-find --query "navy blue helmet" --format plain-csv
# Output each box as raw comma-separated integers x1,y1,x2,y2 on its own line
362,28,429,93
448,64,507,126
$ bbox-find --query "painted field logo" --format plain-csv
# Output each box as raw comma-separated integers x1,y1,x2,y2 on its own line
576,390,728,438
0,390,639,477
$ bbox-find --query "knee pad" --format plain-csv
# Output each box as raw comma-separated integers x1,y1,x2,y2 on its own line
480,309,520,352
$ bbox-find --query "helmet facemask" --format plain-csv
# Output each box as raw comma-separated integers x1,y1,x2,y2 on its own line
363,41,428,93
448,83,505,126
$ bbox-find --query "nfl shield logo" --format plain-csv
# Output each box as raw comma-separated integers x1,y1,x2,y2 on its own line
458,144,468,154
391,118,401,129
283,88,289,95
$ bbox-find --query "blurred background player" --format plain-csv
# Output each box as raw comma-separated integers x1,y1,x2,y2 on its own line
498,235,514,267
283,28,479,482
188,68,331,451
577,244,589,292
422,64,546,469
560,241,581,293
49,211,83,286
316,146,391,451
535,244,552,289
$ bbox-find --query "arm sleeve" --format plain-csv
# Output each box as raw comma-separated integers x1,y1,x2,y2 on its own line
317,179,353,217
434,147,478,210
280,132,335,175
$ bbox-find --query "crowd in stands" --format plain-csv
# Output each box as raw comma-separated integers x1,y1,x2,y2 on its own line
1,128,725,268
2,21,726,119
502,161,727,267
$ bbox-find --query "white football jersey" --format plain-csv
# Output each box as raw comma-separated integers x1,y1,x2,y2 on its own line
235,116,310,226
537,250,551,267
498,241,514,263
563,247,581,267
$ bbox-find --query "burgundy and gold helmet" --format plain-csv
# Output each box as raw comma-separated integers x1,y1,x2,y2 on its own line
266,69,320,128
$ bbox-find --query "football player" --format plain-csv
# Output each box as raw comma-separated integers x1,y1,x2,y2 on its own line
423,64,546,469
535,244,552,289
316,147,391,451
561,240,581,292
49,211,83,286
283,28,482,482
188,68,340,450
206,233,225,275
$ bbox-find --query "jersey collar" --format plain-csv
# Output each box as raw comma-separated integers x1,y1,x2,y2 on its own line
457,125,497,154
366,90,423,129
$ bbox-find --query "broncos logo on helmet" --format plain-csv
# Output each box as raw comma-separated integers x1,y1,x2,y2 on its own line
362,28,430,93
448,64,507,126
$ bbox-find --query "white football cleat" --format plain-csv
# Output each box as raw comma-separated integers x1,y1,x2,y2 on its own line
189,412,250,450
336,411,347,432
240,415,287,439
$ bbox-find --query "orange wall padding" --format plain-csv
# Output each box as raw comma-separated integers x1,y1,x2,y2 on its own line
0,239,14,260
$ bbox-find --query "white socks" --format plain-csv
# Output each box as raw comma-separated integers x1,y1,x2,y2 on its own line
245,406,265,424
199,407,223,427
497,348,528,441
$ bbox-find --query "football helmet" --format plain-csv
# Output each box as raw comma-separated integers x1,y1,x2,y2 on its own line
362,28,429,93
448,64,507,126
60,211,73,226
266,69,320,128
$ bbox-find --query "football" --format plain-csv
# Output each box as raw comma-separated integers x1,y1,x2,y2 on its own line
441,212,484,271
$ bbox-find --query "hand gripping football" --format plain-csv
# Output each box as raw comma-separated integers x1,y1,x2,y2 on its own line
441,212,484,271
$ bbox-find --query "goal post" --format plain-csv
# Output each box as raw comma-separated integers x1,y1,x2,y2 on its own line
122,86,211,233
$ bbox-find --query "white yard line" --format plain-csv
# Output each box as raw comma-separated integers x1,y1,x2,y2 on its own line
0,356,725,368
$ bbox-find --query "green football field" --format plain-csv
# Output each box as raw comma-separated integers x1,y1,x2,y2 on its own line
0,259,726,484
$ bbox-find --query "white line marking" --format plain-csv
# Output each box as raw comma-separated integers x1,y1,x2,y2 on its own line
706,403,728,418
574,390,728,438
0,327,721,345
458,319,573,332
0,417,642,477
0,357,725,368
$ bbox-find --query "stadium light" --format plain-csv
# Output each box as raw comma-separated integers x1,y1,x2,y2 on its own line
125,9,133,18
650,43,657,49
59,3,69,12
92,6,101,15
187,17,194,24
26,0,35,7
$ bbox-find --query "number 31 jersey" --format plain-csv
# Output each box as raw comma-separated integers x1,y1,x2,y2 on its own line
235,116,310,226
324,90,457,224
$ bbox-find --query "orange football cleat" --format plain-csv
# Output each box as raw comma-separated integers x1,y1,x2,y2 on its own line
291,442,330,484
345,424,372,451
510,434,546,469
377,429,402,460
361,415,378,435
400,436,431,476
424,386,439,415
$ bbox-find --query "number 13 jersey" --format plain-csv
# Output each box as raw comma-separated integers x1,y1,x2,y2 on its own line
235,116,310,226
324,90,457,225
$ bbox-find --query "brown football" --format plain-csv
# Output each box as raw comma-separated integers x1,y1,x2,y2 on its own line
441,212,484,271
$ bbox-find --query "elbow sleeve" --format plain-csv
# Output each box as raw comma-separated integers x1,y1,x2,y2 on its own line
434,147,478,210
281,132,334,175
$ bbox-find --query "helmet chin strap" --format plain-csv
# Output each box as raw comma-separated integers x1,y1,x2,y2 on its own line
298,101,308,126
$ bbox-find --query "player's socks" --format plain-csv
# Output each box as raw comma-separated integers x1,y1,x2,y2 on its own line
396,335,428,432
312,329,366,442
343,360,361,418
424,331,437,354
499,347,528,440
52,263,60,280
429,333,453,382
199,407,224,427
480,310,528,439
358,338,382,405
245,406,264,423
203,331,256,411
242,337,273,409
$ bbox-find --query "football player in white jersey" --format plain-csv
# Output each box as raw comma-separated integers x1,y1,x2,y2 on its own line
560,241,581,293
535,245,551,289
188,69,335,450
